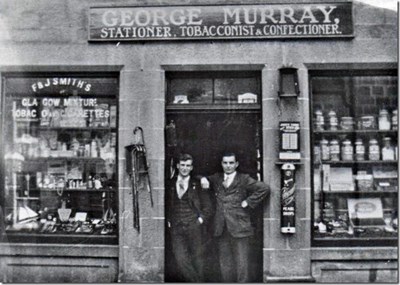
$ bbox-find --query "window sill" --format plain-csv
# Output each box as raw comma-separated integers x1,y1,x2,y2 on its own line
311,246,398,260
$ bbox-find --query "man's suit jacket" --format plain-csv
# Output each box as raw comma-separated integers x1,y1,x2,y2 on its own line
166,176,214,227
208,172,270,238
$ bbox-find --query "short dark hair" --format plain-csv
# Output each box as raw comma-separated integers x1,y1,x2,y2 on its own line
178,153,193,162
222,152,237,161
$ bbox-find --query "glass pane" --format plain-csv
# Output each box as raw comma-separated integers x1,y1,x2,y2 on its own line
215,77,258,104
311,75,398,245
2,76,118,243
168,78,213,104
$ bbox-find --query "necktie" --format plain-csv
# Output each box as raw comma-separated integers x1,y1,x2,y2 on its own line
177,181,185,199
223,176,229,188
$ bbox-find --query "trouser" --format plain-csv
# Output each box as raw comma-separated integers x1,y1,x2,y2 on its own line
170,223,204,282
217,228,251,283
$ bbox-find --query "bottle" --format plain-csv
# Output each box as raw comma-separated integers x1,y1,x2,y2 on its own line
391,109,398,130
328,110,338,131
378,109,391,130
314,110,325,131
341,139,354,161
329,139,340,161
91,140,98,158
71,137,80,156
88,176,93,189
36,172,43,188
85,144,90,157
94,176,102,190
381,137,395,160
314,143,321,162
368,139,380,161
320,139,330,161
355,139,365,161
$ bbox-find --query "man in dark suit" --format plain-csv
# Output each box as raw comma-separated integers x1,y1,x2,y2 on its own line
166,153,213,282
201,152,270,283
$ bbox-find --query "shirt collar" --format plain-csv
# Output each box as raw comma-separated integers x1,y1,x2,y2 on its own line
224,171,237,180
177,175,190,183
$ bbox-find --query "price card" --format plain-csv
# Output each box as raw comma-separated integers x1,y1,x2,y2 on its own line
279,122,300,160
75,212,88,222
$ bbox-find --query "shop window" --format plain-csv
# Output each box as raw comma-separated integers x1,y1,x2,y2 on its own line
310,71,398,246
0,74,118,244
166,71,260,106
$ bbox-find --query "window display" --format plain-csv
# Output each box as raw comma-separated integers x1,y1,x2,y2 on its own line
311,73,398,246
1,75,118,244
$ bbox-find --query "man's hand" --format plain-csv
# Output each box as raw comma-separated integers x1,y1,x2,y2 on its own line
241,200,248,208
201,177,210,189
198,217,204,224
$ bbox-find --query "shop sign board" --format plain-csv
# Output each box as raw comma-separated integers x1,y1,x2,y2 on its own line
4,77,118,96
6,77,117,127
89,2,353,41
11,96,111,126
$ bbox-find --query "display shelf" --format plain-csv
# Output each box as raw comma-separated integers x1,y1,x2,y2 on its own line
314,130,398,135
4,232,118,244
322,190,398,195
35,187,116,192
35,126,117,131
328,208,396,212
15,196,40,200
315,160,398,165
21,157,106,164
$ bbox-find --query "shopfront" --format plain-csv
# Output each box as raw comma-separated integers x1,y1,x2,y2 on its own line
0,0,398,283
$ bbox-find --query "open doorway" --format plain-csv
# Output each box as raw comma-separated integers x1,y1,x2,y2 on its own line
164,111,263,282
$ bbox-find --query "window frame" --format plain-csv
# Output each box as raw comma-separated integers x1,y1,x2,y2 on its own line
308,65,398,247
0,70,120,245
165,70,262,112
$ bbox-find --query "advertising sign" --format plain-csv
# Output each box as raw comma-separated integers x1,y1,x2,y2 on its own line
89,2,353,41
281,163,296,234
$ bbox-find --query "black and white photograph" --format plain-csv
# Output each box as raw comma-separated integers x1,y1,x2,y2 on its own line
0,0,398,283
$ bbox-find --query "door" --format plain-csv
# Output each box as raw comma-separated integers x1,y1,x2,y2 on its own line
165,111,263,282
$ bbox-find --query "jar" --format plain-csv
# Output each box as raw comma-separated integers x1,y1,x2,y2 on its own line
314,110,325,131
378,109,391,130
341,139,354,161
392,109,398,130
43,174,51,189
354,139,365,161
314,144,321,162
320,139,330,161
328,110,338,131
368,139,380,161
71,137,80,155
381,137,395,160
358,116,376,130
340,117,355,131
329,139,340,161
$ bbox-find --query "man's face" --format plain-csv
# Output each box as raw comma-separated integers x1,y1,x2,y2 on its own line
221,155,239,174
177,159,193,177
